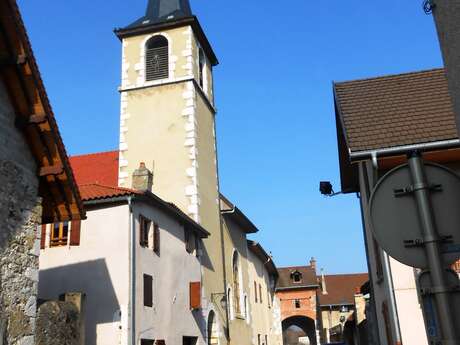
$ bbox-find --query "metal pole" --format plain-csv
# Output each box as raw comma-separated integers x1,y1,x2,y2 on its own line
407,151,458,345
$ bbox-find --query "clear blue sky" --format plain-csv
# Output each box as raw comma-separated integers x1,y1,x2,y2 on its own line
18,0,443,273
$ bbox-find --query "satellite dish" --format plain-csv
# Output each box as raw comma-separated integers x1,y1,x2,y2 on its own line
369,162,460,268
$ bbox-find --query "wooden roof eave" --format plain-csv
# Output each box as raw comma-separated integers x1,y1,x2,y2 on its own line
0,0,85,222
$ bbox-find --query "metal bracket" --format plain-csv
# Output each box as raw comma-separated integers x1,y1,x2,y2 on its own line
393,183,442,197
404,235,453,248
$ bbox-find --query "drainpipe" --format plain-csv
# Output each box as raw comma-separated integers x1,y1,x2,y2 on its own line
128,196,136,345
370,158,402,345
382,253,402,345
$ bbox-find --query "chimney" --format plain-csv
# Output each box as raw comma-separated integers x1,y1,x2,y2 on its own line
321,269,328,295
432,1,460,132
310,257,317,272
132,162,153,192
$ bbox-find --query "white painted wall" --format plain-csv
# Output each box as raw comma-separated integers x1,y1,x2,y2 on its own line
39,199,206,345
133,201,205,345
39,204,130,345
390,258,428,345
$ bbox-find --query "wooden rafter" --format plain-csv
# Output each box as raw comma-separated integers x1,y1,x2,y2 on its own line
0,0,85,222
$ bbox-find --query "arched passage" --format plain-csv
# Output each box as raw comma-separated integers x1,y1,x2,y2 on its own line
282,316,317,345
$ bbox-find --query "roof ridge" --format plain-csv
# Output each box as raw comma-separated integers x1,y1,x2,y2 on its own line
79,183,139,194
321,273,368,277
334,67,444,86
278,265,314,270
70,150,119,159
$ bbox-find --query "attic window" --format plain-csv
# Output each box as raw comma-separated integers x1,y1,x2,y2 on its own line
145,35,169,81
291,271,302,283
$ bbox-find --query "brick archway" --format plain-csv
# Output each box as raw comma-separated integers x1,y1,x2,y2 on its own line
282,315,317,345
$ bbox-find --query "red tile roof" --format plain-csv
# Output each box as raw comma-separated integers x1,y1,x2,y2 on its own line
318,273,369,306
79,184,138,201
70,151,119,186
335,68,458,153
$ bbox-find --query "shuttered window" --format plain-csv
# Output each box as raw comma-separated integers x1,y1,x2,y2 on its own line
153,223,160,255
145,36,169,81
254,281,258,303
139,215,151,248
144,274,153,307
70,220,81,246
190,282,201,310
40,224,47,249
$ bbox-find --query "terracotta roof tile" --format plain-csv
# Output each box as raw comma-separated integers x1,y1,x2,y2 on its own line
276,266,318,290
78,184,138,201
335,68,458,153
69,151,119,186
318,273,368,306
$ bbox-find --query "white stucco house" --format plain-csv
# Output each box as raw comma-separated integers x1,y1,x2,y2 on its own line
39,152,209,345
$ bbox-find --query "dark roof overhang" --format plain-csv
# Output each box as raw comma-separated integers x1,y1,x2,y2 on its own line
0,0,85,223
114,16,218,66
275,284,320,292
333,86,359,194
247,240,278,279
220,194,258,234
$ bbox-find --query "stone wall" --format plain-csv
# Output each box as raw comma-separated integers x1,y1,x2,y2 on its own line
35,301,80,345
0,81,41,344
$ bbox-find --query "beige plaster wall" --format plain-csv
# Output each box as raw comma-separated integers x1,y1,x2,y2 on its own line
118,22,225,344
221,216,253,344
247,249,282,345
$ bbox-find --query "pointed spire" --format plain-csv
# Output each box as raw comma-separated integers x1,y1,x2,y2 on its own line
124,0,193,29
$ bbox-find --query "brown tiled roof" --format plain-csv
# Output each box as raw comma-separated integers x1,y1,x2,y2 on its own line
318,273,368,306
335,68,458,154
276,266,318,290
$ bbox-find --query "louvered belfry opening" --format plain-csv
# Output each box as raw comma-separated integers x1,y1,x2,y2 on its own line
145,35,169,81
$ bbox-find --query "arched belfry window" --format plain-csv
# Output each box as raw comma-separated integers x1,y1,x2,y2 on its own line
232,251,241,315
145,35,169,81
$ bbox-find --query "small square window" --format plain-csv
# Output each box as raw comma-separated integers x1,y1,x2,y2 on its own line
294,299,301,309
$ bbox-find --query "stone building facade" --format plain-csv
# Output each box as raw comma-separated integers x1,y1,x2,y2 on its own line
0,0,84,343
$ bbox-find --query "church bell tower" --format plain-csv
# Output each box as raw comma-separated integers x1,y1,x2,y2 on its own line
114,0,225,332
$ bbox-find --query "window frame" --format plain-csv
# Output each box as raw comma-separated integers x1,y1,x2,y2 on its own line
139,215,151,248
50,221,69,247
294,299,301,309
145,35,169,82
143,274,153,308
